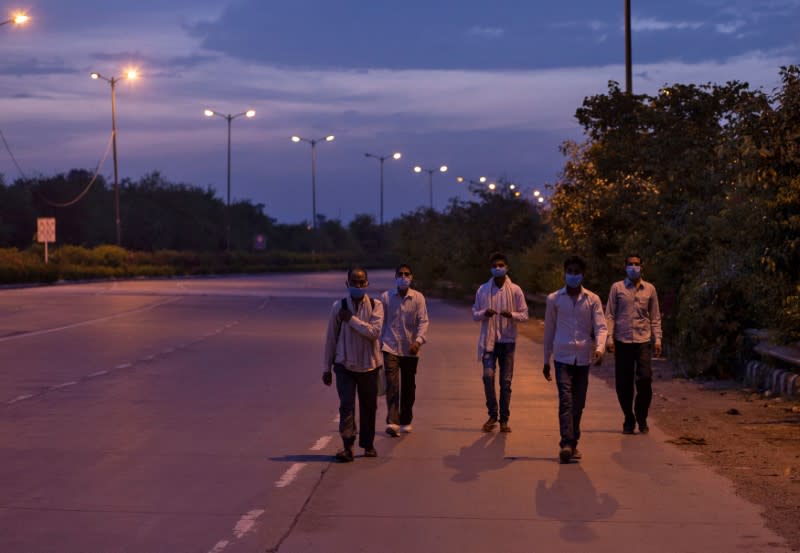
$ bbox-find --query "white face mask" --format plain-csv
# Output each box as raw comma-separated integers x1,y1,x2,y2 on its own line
491,267,507,278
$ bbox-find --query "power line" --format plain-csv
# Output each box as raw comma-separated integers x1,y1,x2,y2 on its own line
0,125,28,180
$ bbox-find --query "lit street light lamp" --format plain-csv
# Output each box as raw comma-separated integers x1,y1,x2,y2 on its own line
364,151,401,226
413,164,448,210
291,134,335,229
90,68,138,246
0,12,28,26
204,108,256,251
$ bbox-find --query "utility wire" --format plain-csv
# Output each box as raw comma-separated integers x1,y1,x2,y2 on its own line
0,125,28,180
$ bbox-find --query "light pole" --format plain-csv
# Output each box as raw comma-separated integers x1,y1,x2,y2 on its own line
90,69,138,246
0,12,28,27
204,108,256,251
625,0,632,94
365,151,401,226
291,134,335,229
413,164,448,210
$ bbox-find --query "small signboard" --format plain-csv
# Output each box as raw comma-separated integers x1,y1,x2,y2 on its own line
254,233,267,251
36,217,56,264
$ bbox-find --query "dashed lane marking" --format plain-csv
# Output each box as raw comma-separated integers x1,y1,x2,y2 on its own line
310,436,332,451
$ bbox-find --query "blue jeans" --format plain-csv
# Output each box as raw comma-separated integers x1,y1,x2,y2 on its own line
555,361,589,448
482,342,515,422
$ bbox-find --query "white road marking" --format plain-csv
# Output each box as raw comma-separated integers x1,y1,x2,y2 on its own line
0,297,181,343
87,370,109,377
141,355,156,361
161,348,174,355
115,363,132,370
275,463,306,488
233,509,265,538
310,436,332,451
49,381,77,390
7,394,33,404
207,540,229,553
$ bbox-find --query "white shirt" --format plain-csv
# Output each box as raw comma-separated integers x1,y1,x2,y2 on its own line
472,276,529,360
323,295,383,373
544,286,608,366
380,288,430,357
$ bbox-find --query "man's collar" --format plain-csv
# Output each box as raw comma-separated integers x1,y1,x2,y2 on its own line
624,278,645,288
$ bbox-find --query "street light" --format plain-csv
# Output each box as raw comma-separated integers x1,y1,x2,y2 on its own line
0,12,28,26
90,68,138,246
204,107,256,251
291,134,335,229
364,151,401,226
413,164,448,210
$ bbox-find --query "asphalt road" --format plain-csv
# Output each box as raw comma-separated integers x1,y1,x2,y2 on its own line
0,272,791,553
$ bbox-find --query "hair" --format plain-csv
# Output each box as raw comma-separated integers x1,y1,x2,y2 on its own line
563,255,587,272
347,266,369,281
395,263,413,275
625,253,643,265
489,252,508,265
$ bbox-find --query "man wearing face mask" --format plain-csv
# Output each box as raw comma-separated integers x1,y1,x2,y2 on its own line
605,254,663,435
543,255,608,464
322,267,384,462
472,252,529,433
380,264,430,437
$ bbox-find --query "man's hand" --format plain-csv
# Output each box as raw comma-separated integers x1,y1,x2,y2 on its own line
654,342,663,357
593,350,604,366
338,308,353,322
322,371,332,386
500,310,513,319
542,363,552,381
409,342,421,355
484,308,497,318
606,341,615,353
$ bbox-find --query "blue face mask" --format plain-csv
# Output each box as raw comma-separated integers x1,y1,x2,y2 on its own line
396,276,412,289
565,274,583,288
491,267,507,278
349,286,367,299
626,265,641,281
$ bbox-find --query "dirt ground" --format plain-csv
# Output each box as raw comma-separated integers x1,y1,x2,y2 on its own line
519,322,800,551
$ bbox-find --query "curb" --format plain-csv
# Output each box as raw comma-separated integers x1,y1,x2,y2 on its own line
744,360,799,398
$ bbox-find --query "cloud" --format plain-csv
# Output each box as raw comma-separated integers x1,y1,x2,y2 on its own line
468,26,505,39
715,20,747,34
632,17,704,32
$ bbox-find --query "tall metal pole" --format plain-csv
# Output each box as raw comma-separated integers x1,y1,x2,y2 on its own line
625,0,632,94
226,115,232,251
311,140,318,229
428,170,434,210
379,157,385,226
110,78,121,246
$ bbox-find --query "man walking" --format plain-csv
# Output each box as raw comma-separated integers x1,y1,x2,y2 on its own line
472,252,529,433
543,255,607,463
605,254,663,435
322,267,384,462
380,264,430,437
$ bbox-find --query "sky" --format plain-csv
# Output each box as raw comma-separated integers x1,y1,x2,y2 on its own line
0,0,798,225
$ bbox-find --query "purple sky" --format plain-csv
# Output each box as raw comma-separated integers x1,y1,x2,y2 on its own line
0,0,797,224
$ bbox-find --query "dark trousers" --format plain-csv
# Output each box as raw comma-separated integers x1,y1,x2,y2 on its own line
334,364,378,450
555,361,589,448
614,341,653,426
482,342,515,422
383,352,419,426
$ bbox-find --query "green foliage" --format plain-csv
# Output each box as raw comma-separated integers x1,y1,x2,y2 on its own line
549,67,800,377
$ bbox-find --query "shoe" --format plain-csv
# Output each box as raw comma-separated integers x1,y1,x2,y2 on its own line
623,424,635,435
638,424,650,434
400,424,413,433
559,446,573,464
571,448,582,460
335,448,354,463
385,424,399,437
482,417,498,432
363,447,377,458
499,422,512,433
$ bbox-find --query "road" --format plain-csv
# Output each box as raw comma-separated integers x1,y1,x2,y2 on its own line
0,272,790,553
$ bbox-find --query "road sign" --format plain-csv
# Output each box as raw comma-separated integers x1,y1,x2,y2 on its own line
37,218,56,243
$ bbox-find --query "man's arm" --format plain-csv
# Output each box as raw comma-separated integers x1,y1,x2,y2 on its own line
542,295,556,381
322,301,339,373
605,283,617,352
348,299,384,341
592,295,609,362
414,295,430,345
650,286,663,356
472,286,488,321
509,286,529,322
